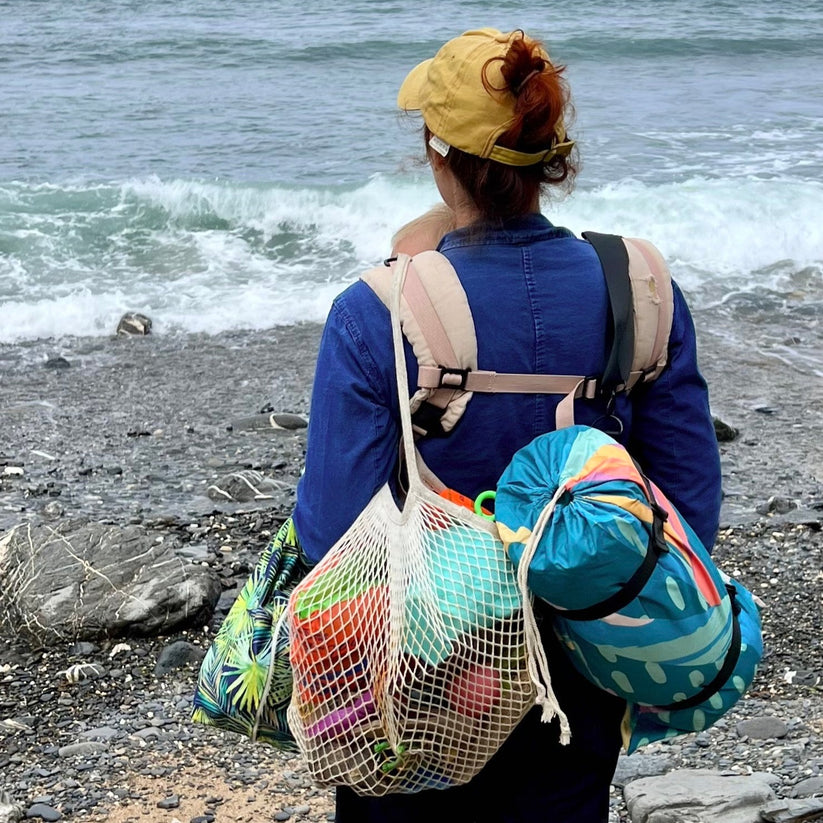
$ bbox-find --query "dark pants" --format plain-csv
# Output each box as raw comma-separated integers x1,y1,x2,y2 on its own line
335,605,625,823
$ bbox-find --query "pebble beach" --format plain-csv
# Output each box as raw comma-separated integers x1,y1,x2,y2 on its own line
1,317,822,822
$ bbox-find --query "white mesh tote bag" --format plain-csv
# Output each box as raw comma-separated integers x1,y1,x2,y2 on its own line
286,254,568,796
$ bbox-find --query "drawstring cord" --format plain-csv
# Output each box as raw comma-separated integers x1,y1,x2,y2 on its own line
514,484,572,745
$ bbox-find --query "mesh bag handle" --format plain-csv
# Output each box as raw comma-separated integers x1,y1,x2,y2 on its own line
390,255,425,493
390,254,570,740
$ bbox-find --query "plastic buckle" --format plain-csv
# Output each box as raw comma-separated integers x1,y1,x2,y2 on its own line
650,500,669,552
437,366,470,390
581,376,600,400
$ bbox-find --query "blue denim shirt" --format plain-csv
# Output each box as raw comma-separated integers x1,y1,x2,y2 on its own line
294,214,721,563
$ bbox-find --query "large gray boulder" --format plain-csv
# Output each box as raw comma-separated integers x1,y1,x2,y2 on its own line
623,769,777,823
0,520,221,645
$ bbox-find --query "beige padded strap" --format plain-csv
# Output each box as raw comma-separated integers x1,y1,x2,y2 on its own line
418,366,593,397
362,249,604,432
361,250,477,434
623,237,674,390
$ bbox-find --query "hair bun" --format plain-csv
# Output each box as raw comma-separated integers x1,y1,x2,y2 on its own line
513,68,542,96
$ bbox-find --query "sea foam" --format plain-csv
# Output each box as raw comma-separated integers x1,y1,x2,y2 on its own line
1,175,821,343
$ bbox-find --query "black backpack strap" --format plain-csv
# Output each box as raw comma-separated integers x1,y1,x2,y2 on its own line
551,458,669,621
656,584,743,711
582,231,634,391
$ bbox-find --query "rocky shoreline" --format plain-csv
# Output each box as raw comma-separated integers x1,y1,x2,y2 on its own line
1,319,823,822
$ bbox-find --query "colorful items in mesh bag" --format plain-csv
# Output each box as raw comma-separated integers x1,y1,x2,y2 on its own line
403,523,522,666
495,425,762,741
290,573,388,707
287,504,535,794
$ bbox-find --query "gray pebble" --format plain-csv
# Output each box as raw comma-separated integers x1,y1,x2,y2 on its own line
132,727,162,740
154,640,204,676
25,804,62,821
612,753,673,788
274,813,291,822
792,776,823,797
737,717,790,740
80,726,119,741
156,795,179,810
57,742,107,758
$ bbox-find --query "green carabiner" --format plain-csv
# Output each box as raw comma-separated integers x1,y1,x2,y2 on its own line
474,490,496,520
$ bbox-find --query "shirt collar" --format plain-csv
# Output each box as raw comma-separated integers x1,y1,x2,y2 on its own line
437,212,572,251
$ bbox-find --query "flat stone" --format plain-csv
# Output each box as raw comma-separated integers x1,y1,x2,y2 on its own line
624,768,775,823
80,726,120,741
156,796,179,810
736,717,789,739
790,775,823,797
71,643,101,660
612,753,673,788
761,797,823,822
24,804,62,821
132,727,162,740
176,543,209,562
57,742,107,758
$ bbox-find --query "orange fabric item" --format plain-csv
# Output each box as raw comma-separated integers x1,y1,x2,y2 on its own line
439,488,492,516
291,585,388,705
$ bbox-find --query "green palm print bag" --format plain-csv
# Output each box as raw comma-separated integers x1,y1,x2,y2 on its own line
192,518,313,749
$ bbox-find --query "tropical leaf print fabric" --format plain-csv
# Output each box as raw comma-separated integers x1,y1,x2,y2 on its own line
192,518,312,749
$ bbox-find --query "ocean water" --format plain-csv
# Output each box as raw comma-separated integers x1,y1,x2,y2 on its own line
1,0,822,371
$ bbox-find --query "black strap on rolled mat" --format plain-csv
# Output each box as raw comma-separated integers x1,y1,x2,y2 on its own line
553,459,668,622
582,231,634,391
656,584,743,712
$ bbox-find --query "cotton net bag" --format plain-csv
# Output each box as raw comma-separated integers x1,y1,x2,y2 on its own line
286,254,566,796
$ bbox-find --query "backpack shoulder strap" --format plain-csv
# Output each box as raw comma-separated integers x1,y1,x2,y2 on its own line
361,251,479,437
361,251,596,435
623,236,674,389
583,232,674,394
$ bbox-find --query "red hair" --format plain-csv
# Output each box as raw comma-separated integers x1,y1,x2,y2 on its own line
428,31,577,221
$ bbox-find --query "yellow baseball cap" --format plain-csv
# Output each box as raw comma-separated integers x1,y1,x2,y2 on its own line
397,28,574,167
